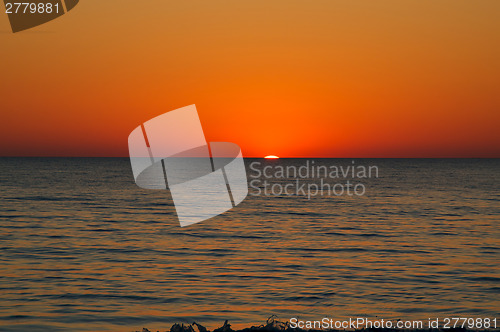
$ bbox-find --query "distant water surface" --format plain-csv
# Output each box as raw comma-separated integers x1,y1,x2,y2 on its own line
0,158,498,332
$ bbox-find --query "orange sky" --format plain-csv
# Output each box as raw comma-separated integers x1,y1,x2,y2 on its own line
1,0,499,157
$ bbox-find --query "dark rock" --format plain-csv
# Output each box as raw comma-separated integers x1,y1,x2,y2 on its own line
171,323,195,332
192,322,209,332
213,320,233,332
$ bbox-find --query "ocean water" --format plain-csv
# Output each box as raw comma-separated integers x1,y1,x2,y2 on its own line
0,158,498,332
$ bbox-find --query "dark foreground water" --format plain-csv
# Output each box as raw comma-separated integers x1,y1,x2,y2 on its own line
0,158,498,332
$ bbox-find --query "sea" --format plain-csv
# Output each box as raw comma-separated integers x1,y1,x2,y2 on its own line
0,158,498,332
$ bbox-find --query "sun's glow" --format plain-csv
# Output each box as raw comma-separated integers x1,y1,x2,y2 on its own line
264,155,279,159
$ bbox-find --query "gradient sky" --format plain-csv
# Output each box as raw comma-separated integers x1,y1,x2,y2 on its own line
1,0,499,157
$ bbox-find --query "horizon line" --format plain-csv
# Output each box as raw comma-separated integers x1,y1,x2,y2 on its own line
1,156,499,159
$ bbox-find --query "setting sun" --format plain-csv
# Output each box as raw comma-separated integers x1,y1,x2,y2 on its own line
264,155,279,159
